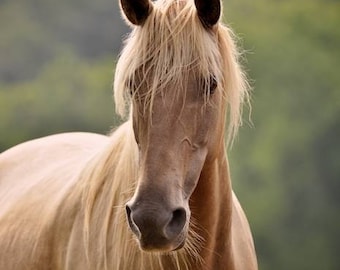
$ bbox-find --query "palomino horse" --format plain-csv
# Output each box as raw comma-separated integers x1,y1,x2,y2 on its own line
0,0,257,269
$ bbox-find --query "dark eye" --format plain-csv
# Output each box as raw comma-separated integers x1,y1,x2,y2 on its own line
199,75,218,97
209,75,217,95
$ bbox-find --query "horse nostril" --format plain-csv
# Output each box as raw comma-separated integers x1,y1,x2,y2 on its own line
126,204,141,238
165,208,187,239
126,204,131,217
125,204,132,226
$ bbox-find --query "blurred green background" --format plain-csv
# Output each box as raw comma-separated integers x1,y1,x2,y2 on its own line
0,0,339,269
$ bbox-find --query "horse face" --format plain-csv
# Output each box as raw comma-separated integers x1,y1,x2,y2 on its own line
120,0,223,252
126,71,223,252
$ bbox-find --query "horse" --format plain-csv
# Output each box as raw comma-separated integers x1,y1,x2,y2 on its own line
0,0,258,269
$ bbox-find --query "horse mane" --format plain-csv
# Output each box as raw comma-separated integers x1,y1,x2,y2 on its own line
114,0,249,145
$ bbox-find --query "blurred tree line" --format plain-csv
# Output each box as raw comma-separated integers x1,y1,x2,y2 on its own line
0,0,127,150
227,0,340,269
0,0,339,270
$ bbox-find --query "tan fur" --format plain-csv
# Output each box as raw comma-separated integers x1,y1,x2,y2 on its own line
0,0,257,269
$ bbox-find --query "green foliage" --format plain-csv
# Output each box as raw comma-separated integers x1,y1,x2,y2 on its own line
0,0,128,82
0,52,120,151
226,0,340,269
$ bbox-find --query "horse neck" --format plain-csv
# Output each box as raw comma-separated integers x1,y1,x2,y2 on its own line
190,145,234,268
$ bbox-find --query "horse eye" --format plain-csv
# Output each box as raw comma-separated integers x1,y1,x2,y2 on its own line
209,75,217,95
200,75,217,96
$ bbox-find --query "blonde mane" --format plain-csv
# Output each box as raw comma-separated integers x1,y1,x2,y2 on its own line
81,0,249,269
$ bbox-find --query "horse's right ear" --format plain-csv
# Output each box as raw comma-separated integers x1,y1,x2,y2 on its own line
119,0,153,26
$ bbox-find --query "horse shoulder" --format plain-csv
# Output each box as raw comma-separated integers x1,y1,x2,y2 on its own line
0,132,108,270
0,132,107,181
0,132,108,204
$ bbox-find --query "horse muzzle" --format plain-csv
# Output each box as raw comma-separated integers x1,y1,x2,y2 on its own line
125,201,188,252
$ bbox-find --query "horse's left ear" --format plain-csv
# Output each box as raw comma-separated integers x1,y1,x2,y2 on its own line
194,0,221,27
120,0,153,26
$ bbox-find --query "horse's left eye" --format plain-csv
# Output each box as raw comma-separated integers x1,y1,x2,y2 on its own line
200,75,217,96
209,75,217,95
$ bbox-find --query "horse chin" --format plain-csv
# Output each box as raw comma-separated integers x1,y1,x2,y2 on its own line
138,230,187,253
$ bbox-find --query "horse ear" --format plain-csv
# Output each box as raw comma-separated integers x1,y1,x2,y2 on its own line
194,0,221,27
120,0,153,26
